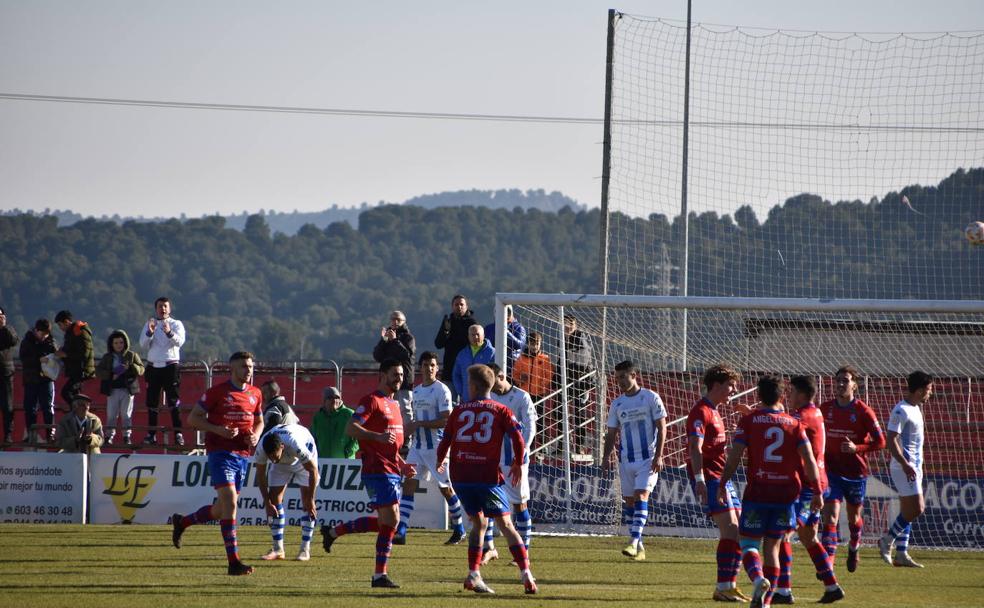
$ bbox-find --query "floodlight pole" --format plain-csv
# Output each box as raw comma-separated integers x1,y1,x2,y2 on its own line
680,0,693,371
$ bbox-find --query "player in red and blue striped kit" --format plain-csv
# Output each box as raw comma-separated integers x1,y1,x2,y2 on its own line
320,359,410,589
170,351,264,576
436,364,538,595
719,375,833,607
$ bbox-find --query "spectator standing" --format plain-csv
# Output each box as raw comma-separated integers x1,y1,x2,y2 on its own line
373,310,415,425
484,305,527,379
310,386,358,458
260,380,299,428
452,325,495,403
562,316,595,455
55,393,104,454
19,319,57,442
434,294,477,402
0,307,19,443
139,297,187,446
513,331,554,444
54,310,95,407
96,330,145,445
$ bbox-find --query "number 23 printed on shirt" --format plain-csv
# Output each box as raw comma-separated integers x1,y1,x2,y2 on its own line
455,410,494,443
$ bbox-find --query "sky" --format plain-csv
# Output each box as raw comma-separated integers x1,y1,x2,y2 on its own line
1,0,982,219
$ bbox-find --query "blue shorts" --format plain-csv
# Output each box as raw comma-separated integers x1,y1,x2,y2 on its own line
826,473,867,506
208,451,249,491
740,502,797,539
689,476,741,516
794,487,829,526
454,483,511,517
363,474,402,509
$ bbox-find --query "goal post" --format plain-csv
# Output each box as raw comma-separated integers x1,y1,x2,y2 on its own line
496,293,984,548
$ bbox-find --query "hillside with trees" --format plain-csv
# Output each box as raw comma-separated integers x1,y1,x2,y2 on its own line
0,168,980,364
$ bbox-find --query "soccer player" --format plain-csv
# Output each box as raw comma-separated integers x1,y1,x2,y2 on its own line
686,364,748,602
436,364,537,595
601,360,667,562
878,371,933,568
394,351,466,545
320,358,408,588
255,422,320,562
486,361,537,560
718,374,837,608
819,365,885,573
774,375,844,604
171,351,263,576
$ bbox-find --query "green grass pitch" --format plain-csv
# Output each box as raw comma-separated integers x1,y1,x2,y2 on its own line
2,525,982,607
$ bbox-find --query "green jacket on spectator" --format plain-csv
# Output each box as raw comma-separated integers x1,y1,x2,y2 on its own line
310,404,358,459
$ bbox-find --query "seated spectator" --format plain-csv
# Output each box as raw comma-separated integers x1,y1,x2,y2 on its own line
260,380,300,428
452,325,495,402
310,386,357,458
96,329,145,445
373,310,415,425
55,394,104,454
20,319,58,443
484,305,527,379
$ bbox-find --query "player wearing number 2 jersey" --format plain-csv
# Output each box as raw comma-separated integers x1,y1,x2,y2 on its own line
719,375,835,608
436,364,537,595
601,360,667,563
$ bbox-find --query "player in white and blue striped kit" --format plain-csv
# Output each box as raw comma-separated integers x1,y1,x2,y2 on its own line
477,362,538,563
394,351,466,545
601,360,667,561
878,370,933,569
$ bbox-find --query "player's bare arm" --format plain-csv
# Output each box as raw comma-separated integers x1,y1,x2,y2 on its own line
601,426,619,471
717,442,745,505
346,418,395,444
887,430,917,481
798,442,825,512
688,434,707,502
188,406,237,438
651,416,668,473
302,459,319,517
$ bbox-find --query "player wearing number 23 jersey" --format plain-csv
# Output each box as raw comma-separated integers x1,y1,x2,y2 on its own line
438,398,525,486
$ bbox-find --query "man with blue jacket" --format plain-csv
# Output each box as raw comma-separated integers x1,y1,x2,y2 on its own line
484,305,527,380
452,325,495,402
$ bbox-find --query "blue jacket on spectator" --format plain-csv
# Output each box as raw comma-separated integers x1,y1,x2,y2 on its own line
452,339,495,402
484,320,527,375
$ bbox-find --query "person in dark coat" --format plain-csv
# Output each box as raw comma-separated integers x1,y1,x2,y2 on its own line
434,294,477,402
0,306,20,443
373,310,415,426
20,319,57,442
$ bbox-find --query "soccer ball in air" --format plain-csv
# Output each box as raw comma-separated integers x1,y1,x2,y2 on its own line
966,221,984,246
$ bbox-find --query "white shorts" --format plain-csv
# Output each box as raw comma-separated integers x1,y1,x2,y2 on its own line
619,458,659,495
890,462,924,497
267,459,314,488
499,461,531,505
406,446,451,488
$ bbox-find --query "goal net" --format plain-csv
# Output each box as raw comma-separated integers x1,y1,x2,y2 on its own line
495,294,984,550
604,13,984,303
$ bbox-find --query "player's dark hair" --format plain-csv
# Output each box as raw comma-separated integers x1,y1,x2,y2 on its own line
907,371,933,393
261,379,280,396
34,318,51,332
418,351,439,366
262,432,283,456
54,310,73,324
757,374,784,406
486,362,503,375
789,375,816,400
229,351,254,363
614,360,638,373
835,365,861,381
468,365,495,394
154,296,170,307
702,363,741,391
379,358,402,374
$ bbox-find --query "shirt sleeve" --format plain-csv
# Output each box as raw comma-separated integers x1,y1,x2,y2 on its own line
651,392,667,421
687,408,706,438
887,406,905,434
438,384,453,413
733,417,748,445
352,397,373,425
606,400,619,428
